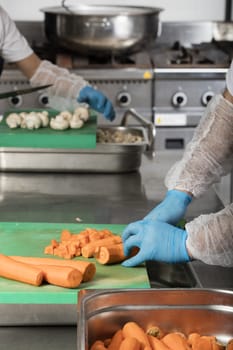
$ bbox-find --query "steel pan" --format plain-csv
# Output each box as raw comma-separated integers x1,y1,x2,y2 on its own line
41,4,163,56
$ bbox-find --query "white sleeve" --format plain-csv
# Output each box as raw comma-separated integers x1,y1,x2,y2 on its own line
165,93,233,197
30,60,89,111
226,60,233,96
186,203,233,267
0,6,33,62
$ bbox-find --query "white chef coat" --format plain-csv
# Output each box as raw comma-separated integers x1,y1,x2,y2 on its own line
0,6,33,62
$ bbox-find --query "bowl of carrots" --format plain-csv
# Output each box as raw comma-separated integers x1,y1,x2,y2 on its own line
77,288,233,350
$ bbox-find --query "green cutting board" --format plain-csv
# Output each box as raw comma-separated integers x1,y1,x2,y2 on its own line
0,222,150,304
0,109,97,148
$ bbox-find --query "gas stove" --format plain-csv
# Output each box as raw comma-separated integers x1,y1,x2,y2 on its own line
147,39,232,150
150,40,232,67
0,21,232,139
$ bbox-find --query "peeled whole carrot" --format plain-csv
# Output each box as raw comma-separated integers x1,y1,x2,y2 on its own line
188,333,201,347
0,253,43,286
119,337,141,350
11,256,96,282
148,335,172,350
162,332,190,350
227,339,233,350
191,335,224,350
108,329,124,350
81,236,122,258
122,321,152,349
37,264,83,288
90,340,107,350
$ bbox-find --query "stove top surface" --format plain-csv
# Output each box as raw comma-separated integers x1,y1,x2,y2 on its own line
31,39,232,70
150,40,232,68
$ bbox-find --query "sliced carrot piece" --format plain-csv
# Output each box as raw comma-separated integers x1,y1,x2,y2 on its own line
94,243,126,265
81,236,122,258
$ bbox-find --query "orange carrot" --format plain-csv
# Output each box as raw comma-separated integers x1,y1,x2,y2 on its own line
119,337,141,350
37,264,83,288
90,340,107,350
81,236,122,258
61,229,73,241
122,321,152,349
0,253,44,286
227,339,233,350
188,333,201,347
94,243,126,264
11,256,96,282
108,329,124,350
148,335,172,350
162,332,190,350
188,333,224,350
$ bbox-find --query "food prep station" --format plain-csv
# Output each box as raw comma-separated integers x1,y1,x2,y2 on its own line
0,5,233,350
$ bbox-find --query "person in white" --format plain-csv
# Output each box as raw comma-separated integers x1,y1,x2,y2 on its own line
122,60,233,267
0,6,115,120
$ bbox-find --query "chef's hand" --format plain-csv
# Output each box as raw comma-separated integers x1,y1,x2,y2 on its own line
77,86,115,121
143,189,192,225
122,220,190,267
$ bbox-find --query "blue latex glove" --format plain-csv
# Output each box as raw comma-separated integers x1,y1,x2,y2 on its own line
77,86,115,121
144,189,192,225
122,220,190,267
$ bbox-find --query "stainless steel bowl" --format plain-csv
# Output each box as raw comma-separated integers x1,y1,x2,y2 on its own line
77,288,233,350
41,5,163,55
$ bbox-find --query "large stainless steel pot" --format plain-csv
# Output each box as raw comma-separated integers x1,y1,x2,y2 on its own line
41,4,163,55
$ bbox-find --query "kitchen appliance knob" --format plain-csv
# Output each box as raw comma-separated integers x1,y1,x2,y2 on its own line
39,93,49,106
117,92,132,107
8,95,23,107
201,91,214,106
172,92,187,107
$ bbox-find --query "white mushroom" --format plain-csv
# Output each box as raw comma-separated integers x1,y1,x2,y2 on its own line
24,112,42,130
50,114,69,130
18,112,27,128
6,113,22,128
42,110,49,117
69,114,84,129
37,112,49,127
60,110,73,121
74,106,89,122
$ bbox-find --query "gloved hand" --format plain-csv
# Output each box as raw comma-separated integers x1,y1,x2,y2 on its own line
77,86,115,121
122,220,190,267
143,189,192,225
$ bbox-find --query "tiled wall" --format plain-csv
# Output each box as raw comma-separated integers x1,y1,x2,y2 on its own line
0,0,226,21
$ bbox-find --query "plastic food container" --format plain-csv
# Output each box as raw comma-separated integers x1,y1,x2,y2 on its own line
77,288,233,349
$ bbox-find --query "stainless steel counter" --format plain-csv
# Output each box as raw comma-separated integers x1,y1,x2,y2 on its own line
0,150,232,349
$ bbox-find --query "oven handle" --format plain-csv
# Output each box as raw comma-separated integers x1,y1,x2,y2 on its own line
121,108,156,158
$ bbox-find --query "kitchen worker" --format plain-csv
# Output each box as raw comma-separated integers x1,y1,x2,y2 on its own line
0,5,115,121
122,60,233,268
